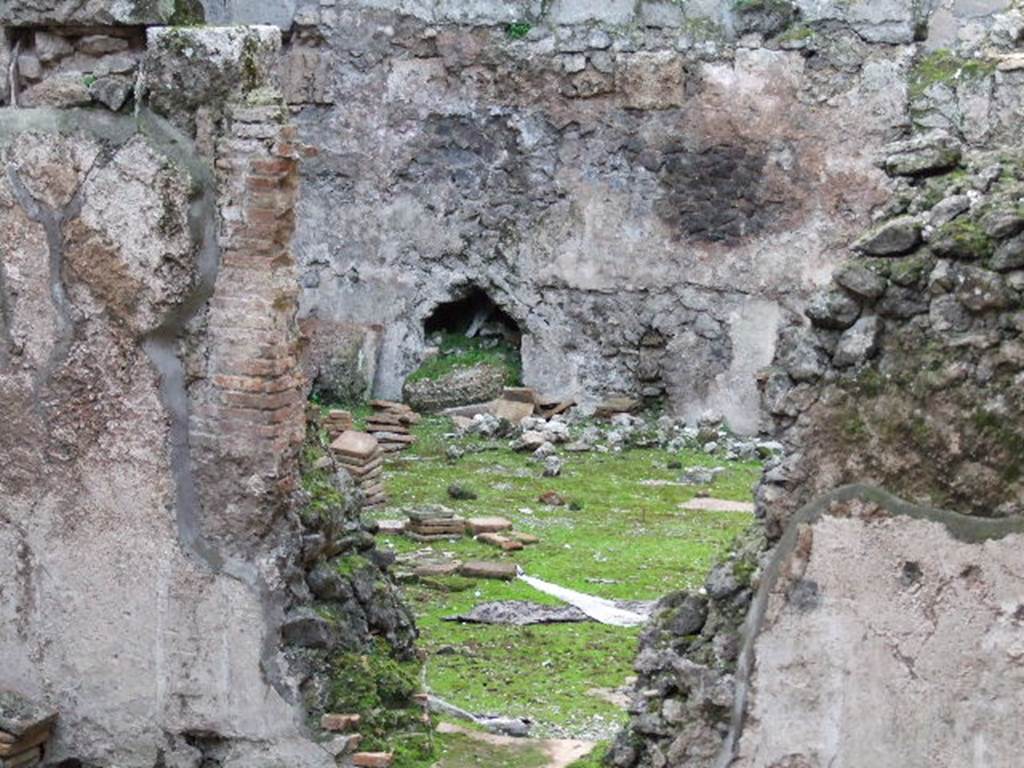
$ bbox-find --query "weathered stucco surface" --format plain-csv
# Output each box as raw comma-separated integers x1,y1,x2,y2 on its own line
737,509,1024,768
0,74,330,768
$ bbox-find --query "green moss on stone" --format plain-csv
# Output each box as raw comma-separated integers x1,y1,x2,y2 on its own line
910,49,996,101
506,21,531,40
406,332,521,386
169,0,204,25
888,253,934,287
938,217,994,259
779,24,814,42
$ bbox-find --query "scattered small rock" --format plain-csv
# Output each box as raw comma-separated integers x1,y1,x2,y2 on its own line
539,490,566,506
543,455,563,477
447,483,478,501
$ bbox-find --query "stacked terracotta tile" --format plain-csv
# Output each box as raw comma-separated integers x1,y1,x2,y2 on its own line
405,505,465,541
330,430,386,507
0,692,56,768
366,400,419,453
323,409,355,442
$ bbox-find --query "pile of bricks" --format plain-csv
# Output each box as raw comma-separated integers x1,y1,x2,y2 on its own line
323,409,355,442
0,692,56,768
405,506,465,541
366,400,419,453
330,431,386,507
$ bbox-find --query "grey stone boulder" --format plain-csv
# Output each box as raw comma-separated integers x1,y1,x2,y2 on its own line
929,294,972,333
882,132,962,177
982,208,1024,240
306,564,352,601
657,591,708,638
777,326,827,382
805,288,861,329
853,216,922,256
89,75,133,111
281,608,336,649
20,72,92,108
705,563,741,600
991,233,1024,272
733,0,799,37
403,363,507,412
542,455,563,477
833,316,882,368
834,263,887,300
34,31,74,63
877,286,930,319
928,194,971,228
956,266,1012,312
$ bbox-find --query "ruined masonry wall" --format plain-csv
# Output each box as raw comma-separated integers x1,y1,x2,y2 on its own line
0,18,334,768
283,0,1024,432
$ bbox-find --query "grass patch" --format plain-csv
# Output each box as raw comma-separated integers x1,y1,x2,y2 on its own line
406,332,521,386
506,21,532,40
367,415,761,739
567,742,611,768
910,49,996,101
435,731,548,768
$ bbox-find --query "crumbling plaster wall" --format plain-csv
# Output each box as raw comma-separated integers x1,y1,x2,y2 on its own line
734,498,1024,768
0,14,333,768
280,0,1017,431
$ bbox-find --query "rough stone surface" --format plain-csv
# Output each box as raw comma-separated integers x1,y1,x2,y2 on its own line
853,216,923,256
0,0,175,25
403,363,506,412
290,4,909,431
0,56,332,768
734,501,1024,767
144,26,282,131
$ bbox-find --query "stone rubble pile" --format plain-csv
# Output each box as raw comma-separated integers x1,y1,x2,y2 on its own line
388,506,540,552
330,430,387,507
366,400,420,453
0,692,56,768
324,408,355,441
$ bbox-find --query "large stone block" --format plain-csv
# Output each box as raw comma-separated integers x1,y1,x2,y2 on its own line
144,25,281,126
548,0,636,25
0,0,175,26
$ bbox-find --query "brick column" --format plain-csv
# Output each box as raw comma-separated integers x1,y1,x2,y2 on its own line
190,101,307,547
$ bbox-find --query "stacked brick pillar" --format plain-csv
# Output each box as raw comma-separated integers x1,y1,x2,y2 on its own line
190,100,307,546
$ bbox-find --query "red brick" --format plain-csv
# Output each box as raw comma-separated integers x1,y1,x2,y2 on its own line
320,713,361,732
352,754,393,768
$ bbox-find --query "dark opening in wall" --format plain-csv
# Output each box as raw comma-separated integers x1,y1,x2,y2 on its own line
424,287,521,349
404,287,523,409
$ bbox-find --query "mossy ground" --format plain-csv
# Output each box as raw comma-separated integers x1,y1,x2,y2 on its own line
359,414,760,764
406,332,521,386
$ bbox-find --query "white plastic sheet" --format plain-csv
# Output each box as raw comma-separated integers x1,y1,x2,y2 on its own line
517,570,647,627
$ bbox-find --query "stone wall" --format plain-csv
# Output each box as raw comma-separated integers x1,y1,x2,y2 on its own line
278,0,1022,432
278,0,910,429
612,87,1024,768
0,17,336,768
731,489,1024,768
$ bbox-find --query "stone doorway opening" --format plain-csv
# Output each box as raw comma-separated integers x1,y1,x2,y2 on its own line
402,286,525,412
423,286,522,352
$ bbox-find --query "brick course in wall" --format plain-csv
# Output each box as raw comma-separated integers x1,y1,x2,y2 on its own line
190,102,307,544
